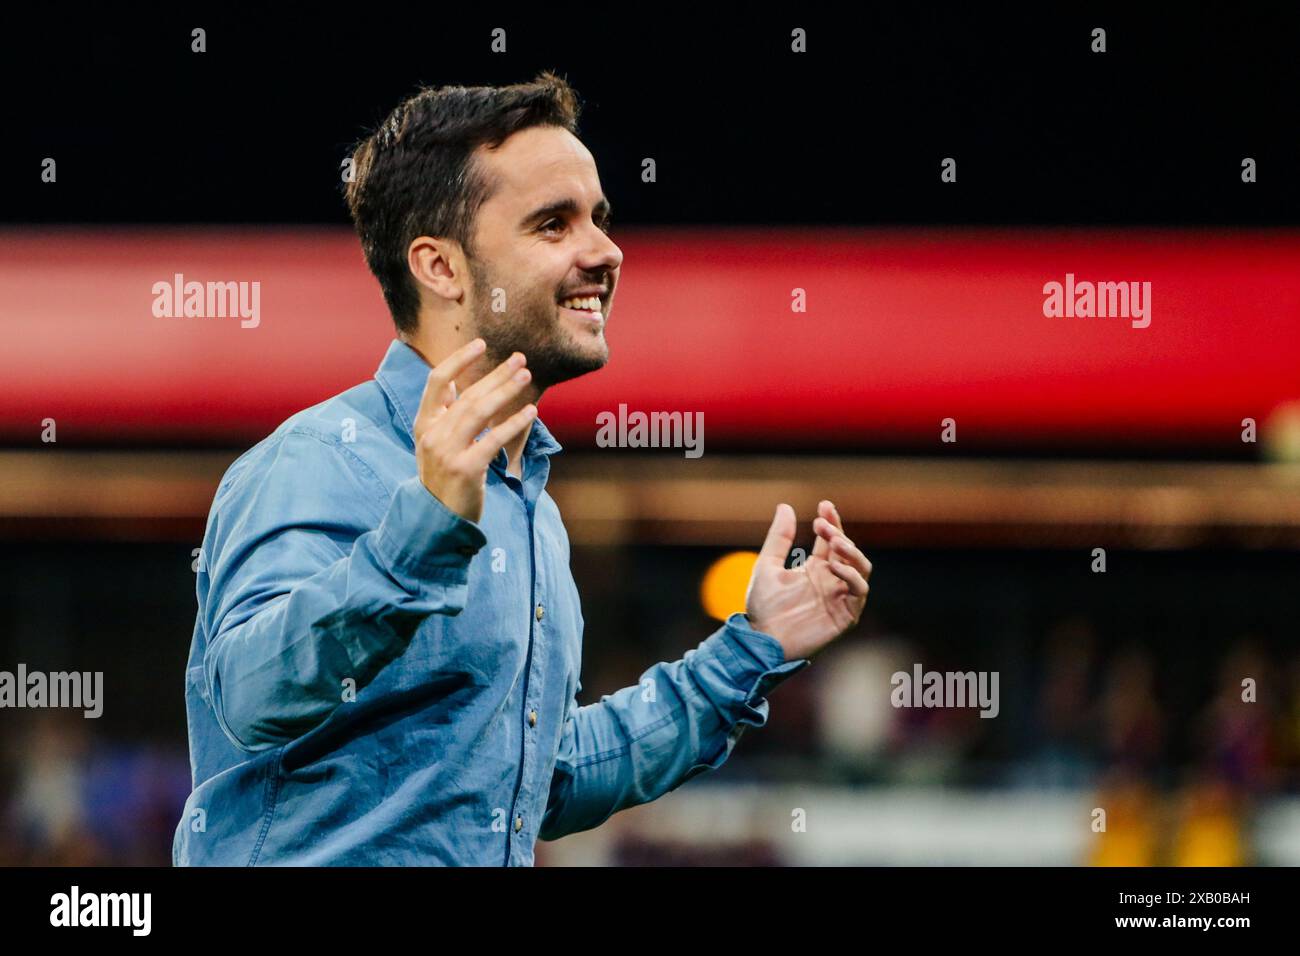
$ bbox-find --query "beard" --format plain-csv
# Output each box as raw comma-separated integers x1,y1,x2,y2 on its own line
466,256,609,391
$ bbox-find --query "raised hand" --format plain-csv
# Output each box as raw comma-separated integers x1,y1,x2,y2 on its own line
413,338,537,524
744,500,871,661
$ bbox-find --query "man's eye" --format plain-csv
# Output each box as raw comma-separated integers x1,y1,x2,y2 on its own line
539,219,564,234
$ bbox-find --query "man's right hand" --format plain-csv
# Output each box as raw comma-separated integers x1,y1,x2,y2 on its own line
413,338,536,524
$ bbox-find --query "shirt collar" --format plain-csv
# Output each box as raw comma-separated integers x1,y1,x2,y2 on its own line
374,338,563,463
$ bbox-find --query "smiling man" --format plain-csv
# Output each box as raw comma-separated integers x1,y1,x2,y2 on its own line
174,72,872,866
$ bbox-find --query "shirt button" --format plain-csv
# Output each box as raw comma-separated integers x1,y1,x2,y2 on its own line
535,604,545,621
528,710,537,727
514,815,524,833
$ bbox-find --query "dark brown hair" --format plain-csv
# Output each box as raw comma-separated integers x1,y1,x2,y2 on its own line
344,71,582,334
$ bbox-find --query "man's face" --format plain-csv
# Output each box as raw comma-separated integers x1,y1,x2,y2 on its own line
461,125,623,390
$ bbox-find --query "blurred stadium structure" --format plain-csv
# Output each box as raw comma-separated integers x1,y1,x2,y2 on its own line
2,227,1300,865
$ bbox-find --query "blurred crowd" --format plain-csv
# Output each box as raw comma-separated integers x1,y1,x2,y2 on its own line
0,713,189,865
3,616,1296,865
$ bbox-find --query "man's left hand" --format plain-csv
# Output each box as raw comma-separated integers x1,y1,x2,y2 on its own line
745,500,871,662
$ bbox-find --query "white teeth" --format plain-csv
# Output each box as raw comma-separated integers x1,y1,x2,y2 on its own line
560,296,602,312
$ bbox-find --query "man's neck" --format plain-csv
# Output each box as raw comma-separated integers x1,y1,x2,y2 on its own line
506,449,525,481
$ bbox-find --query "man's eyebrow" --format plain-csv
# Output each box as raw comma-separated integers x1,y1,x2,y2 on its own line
521,197,613,227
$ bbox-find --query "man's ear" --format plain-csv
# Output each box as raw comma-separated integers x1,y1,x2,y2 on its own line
407,235,465,305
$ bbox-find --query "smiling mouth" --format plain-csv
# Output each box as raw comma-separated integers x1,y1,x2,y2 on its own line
557,295,605,322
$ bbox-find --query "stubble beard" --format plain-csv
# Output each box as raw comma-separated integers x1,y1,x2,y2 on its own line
467,256,609,392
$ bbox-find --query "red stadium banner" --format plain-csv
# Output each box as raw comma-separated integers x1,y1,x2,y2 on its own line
2,227,1298,448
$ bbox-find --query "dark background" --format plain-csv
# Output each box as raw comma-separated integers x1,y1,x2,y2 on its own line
4,8,1299,227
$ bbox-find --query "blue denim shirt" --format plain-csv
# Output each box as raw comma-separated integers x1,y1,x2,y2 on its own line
173,338,809,866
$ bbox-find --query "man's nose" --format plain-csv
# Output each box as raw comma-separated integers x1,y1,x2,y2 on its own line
580,225,623,274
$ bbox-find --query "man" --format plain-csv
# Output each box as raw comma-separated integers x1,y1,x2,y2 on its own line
173,72,872,866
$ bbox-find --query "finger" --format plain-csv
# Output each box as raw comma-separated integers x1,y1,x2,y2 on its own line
456,350,527,404
812,516,841,549
415,338,485,431
830,534,873,578
812,500,836,559
416,374,456,434
757,503,797,564
825,558,869,597
825,500,845,533
464,403,538,470
444,351,525,429
445,352,529,444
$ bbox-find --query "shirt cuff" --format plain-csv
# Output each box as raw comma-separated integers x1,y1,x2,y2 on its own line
374,476,488,583
720,611,810,698
688,612,811,731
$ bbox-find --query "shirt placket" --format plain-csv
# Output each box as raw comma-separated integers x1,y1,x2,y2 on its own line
502,460,549,866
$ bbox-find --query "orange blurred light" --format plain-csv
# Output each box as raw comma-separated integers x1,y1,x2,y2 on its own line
700,551,758,622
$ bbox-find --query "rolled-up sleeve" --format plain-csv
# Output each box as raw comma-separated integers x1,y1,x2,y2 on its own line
538,612,809,841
